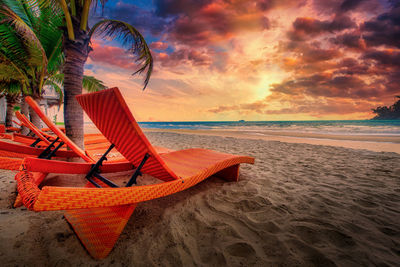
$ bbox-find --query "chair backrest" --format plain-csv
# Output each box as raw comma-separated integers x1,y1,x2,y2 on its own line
15,111,51,145
25,96,94,163
76,87,179,181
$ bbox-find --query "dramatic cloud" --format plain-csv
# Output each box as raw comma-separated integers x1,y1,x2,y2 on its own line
361,6,400,48
331,32,366,50
96,2,168,35
165,2,271,47
84,0,398,121
363,49,400,67
89,41,137,70
150,41,168,50
287,16,356,41
312,0,383,15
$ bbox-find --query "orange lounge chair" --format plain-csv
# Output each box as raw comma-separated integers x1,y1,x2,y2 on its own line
14,111,110,148
0,120,22,133
0,97,173,171
0,122,20,138
15,87,254,259
8,95,173,204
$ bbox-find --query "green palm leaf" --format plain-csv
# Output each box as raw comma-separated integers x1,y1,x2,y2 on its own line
45,73,106,105
0,3,47,68
89,19,153,89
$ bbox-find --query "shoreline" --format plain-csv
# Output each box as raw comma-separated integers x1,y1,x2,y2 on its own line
143,128,400,154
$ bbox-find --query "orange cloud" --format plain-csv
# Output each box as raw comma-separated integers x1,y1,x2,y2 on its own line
89,41,136,70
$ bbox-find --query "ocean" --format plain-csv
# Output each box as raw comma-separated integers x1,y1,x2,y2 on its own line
138,120,400,136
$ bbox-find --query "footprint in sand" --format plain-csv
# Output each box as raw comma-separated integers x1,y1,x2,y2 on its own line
225,242,256,258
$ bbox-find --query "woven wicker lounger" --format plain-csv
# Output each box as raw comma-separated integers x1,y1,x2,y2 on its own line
15,111,110,148
15,87,254,258
0,111,119,171
0,96,172,170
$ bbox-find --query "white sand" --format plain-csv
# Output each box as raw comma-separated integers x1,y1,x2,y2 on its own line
0,132,399,266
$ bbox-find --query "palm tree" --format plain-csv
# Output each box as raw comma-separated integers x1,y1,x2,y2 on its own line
0,0,107,132
0,0,64,126
0,54,28,131
0,80,21,127
28,0,153,149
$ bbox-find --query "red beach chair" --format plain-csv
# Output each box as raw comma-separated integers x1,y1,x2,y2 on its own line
15,87,255,258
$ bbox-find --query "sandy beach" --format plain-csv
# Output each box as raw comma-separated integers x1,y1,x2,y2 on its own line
144,129,400,154
0,131,399,266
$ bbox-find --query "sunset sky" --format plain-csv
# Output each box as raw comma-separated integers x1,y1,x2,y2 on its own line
82,0,399,122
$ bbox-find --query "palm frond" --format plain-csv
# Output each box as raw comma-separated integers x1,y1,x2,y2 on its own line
58,0,74,40
37,4,64,73
70,0,76,16
89,19,153,90
0,79,22,95
0,0,34,28
0,3,48,87
82,75,106,92
46,72,64,84
80,0,91,30
0,4,47,63
46,73,106,93
0,50,29,83
0,22,34,69
44,78,63,105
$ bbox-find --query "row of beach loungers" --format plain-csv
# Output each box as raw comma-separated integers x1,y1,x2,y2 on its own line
0,87,254,258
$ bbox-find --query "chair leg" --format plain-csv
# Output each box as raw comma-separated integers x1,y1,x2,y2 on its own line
215,164,240,182
64,204,137,259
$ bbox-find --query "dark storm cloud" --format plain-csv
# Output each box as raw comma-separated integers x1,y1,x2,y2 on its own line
331,32,366,50
363,50,400,67
362,6,400,48
163,2,272,47
288,16,356,41
255,0,306,11
312,0,383,15
154,48,212,67
93,2,169,36
339,0,366,12
270,72,383,99
154,0,212,17
335,58,371,75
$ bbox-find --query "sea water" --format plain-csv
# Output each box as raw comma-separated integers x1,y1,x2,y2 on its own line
138,120,400,136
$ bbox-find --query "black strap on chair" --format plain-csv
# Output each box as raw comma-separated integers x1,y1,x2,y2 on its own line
38,137,61,158
85,144,119,188
44,141,64,159
126,153,150,187
84,144,150,188
30,138,41,147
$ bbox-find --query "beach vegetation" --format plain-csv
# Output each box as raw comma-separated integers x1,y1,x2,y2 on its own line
372,96,400,120
0,80,20,127
0,0,106,130
26,0,153,149
0,0,64,126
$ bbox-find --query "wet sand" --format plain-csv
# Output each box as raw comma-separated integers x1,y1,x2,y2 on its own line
0,131,399,266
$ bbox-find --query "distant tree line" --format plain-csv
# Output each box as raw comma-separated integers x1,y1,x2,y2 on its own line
372,96,400,120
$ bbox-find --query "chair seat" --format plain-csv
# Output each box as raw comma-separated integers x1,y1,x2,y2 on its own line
161,148,243,178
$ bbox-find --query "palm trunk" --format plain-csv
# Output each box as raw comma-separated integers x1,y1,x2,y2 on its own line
5,95,16,128
63,31,90,149
20,97,30,135
29,97,42,129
